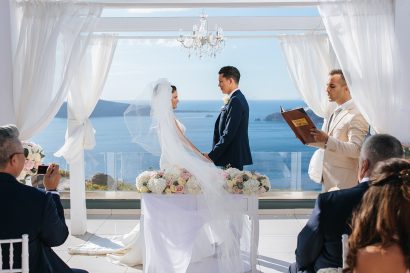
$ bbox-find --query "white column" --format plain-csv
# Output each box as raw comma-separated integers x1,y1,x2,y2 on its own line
68,117,87,235
0,0,15,125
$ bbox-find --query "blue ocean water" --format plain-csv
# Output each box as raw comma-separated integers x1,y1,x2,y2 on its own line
31,100,322,191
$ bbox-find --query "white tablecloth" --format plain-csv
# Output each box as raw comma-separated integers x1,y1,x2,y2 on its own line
141,194,259,273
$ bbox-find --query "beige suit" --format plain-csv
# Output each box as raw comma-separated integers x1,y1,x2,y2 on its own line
311,101,369,191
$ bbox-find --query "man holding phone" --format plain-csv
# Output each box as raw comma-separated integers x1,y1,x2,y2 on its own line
32,164,49,189
0,124,88,273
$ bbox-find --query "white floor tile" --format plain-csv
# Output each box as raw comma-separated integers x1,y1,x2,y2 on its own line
56,212,304,273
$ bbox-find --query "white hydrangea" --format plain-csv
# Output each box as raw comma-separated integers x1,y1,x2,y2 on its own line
136,171,153,190
148,177,167,194
243,179,260,195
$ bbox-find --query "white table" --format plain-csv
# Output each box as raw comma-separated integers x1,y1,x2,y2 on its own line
141,194,259,273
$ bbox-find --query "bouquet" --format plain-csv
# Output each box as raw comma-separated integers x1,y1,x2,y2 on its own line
17,142,45,184
224,168,271,194
136,167,201,194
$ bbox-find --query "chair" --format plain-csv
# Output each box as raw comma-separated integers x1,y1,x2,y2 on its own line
0,234,29,273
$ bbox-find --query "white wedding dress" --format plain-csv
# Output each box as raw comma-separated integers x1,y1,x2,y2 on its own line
70,79,249,273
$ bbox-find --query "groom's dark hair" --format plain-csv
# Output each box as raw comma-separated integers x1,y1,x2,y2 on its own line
219,66,240,83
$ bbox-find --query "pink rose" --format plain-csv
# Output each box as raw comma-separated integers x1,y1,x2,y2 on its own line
175,185,184,193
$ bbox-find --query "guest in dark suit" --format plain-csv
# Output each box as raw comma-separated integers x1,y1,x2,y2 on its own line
0,124,87,273
288,134,404,273
204,66,252,170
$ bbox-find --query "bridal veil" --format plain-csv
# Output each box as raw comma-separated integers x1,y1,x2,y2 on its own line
125,79,248,273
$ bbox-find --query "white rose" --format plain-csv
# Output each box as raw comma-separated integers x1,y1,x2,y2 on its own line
222,94,230,105
148,177,167,194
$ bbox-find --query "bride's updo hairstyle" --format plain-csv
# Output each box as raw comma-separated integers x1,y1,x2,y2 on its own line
343,158,410,273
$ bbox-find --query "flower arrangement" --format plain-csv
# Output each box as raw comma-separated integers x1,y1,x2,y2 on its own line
17,141,45,184
136,167,270,195
224,168,271,194
136,167,201,194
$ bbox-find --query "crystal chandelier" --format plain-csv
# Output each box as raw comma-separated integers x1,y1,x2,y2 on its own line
177,13,225,58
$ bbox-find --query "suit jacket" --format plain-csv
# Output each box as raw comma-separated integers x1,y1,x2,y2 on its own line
0,172,72,273
209,90,252,169
295,182,369,272
311,101,368,190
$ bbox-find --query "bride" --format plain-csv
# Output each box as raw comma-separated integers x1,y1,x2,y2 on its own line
70,79,247,272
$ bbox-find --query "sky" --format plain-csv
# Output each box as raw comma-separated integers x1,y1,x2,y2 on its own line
101,7,320,101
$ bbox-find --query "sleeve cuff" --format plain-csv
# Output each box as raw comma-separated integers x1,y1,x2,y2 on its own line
47,190,60,196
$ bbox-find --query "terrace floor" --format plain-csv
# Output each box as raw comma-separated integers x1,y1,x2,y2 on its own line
56,209,312,273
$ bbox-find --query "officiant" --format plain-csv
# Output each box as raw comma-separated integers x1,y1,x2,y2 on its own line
204,66,253,171
309,69,369,191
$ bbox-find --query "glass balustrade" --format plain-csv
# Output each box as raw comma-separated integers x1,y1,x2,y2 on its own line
49,151,321,193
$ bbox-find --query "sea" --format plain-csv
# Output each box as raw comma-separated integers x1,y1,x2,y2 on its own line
31,100,322,191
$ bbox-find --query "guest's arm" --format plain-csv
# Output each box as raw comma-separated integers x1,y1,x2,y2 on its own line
39,193,69,247
40,164,69,247
295,196,324,269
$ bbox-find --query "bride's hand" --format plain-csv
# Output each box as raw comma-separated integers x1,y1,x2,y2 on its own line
202,153,212,162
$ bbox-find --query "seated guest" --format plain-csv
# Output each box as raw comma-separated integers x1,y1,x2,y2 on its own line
343,158,410,273
0,124,88,273
288,134,403,273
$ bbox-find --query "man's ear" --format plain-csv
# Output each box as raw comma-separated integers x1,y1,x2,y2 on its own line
358,159,370,180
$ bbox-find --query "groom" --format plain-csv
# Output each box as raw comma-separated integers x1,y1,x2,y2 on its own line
204,66,252,170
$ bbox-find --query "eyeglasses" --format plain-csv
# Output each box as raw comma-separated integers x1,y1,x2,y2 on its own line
9,152,25,160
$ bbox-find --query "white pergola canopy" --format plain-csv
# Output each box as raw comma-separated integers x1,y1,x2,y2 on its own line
91,0,324,36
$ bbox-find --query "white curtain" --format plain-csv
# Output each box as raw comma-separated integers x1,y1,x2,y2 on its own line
55,35,118,235
319,0,410,144
55,35,118,162
278,34,338,119
11,1,101,140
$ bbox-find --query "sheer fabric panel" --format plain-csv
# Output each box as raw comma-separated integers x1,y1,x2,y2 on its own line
55,35,118,163
279,34,338,119
11,1,101,140
319,0,410,144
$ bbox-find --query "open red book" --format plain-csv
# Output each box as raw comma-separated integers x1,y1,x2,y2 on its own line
280,106,317,144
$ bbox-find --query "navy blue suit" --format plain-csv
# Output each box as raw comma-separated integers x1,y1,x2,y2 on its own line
0,172,86,273
289,182,369,273
209,90,252,170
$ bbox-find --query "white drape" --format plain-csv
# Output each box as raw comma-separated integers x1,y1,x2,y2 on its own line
55,35,118,162
319,0,410,144
55,35,117,235
278,34,339,183
11,1,101,140
278,34,338,119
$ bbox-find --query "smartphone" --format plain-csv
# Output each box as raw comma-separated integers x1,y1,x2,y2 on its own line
37,165,49,175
